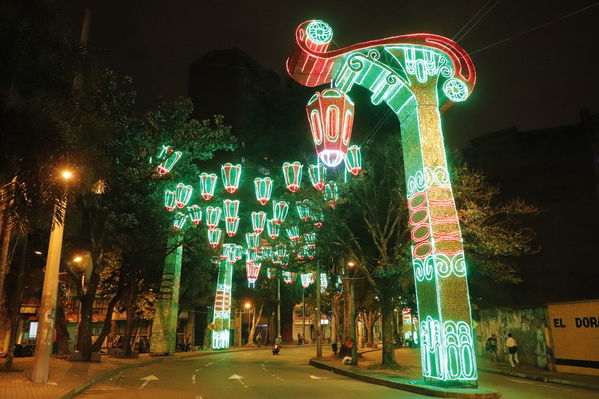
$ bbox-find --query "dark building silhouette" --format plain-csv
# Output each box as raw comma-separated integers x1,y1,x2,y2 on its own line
463,109,599,305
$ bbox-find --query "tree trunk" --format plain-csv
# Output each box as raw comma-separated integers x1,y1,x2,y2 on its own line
3,234,26,370
123,283,136,356
55,301,70,355
342,277,351,340
331,294,344,345
91,291,122,352
364,311,376,348
245,305,263,347
76,293,95,360
380,289,397,367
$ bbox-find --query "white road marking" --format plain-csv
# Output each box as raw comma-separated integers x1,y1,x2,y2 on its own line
507,378,535,384
228,374,248,388
139,375,159,389
204,362,214,367
192,374,196,384
271,374,284,381
261,363,267,371
310,375,327,380
195,396,203,399
195,368,200,372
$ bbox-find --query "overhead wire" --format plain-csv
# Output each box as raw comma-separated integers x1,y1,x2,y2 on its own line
454,0,501,43
452,0,496,41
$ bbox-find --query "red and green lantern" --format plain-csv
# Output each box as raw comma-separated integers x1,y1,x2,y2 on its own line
199,173,218,200
208,228,222,248
221,163,242,194
344,145,362,176
308,163,327,191
225,217,240,237
282,271,296,285
157,145,182,175
246,232,260,250
267,219,280,239
206,206,222,229
254,177,273,205
324,181,338,208
286,226,300,242
164,190,176,212
252,211,267,235
175,183,193,208
272,201,289,224
282,161,303,192
223,199,240,222
172,212,188,230
187,205,202,225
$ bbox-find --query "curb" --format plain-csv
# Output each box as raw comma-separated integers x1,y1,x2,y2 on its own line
59,347,265,399
478,366,599,392
310,359,500,399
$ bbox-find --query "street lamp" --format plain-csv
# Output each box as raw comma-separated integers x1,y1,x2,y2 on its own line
344,260,360,365
31,169,72,383
244,302,252,345
72,256,83,263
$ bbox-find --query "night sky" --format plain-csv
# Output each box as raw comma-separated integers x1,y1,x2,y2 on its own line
65,0,599,148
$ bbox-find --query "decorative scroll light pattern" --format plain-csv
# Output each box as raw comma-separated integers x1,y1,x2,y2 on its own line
164,190,176,211
344,145,362,176
308,163,327,191
157,145,182,175
254,177,273,205
207,228,222,248
282,162,303,192
272,201,289,224
267,219,280,239
199,173,218,200
175,183,193,208
221,163,242,194
206,206,222,230
252,211,267,235
187,205,202,225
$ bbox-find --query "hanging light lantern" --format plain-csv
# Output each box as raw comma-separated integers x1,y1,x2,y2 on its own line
164,190,176,212
222,243,237,264
267,219,280,239
225,217,240,237
252,211,267,235
300,272,314,288
267,267,277,280
157,145,182,175
282,271,296,285
344,145,362,176
234,245,244,261
282,161,303,192
313,209,324,228
297,247,305,260
324,181,338,208
305,246,315,259
221,163,242,194
286,226,300,242
187,205,202,225
306,88,355,168
223,199,240,222
272,201,289,224
254,177,273,205
206,206,222,229
246,233,260,250
259,245,272,261
175,183,193,208
320,273,328,293
296,200,312,221
199,173,218,200
304,233,316,248
308,163,327,191
172,212,188,230
246,260,262,288
208,228,223,248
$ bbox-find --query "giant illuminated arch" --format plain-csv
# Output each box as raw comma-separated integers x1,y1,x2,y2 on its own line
287,20,477,386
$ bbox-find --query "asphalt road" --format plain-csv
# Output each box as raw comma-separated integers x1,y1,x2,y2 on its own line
77,346,599,399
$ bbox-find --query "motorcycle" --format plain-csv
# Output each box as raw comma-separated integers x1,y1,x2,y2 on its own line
272,344,280,355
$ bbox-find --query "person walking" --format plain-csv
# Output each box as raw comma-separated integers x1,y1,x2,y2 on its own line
506,333,520,367
255,332,262,347
486,333,498,362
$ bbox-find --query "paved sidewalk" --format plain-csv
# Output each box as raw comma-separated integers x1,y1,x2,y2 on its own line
0,347,259,399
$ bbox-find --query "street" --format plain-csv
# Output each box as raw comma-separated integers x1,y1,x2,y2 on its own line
77,346,599,399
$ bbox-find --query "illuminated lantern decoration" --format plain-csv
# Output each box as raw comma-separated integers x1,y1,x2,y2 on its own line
304,233,316,248
324,181,338,207
282,271,296,285
199,173,218,200
344,145,362,176
251,211,267,235
267,219,280,239
297,246,306,260
267,267,277,280
300,272,314,288
172,212,188,230
246,260,262,288
175,183,193,208
305,246,315,259
187,205,202,225
164,190,176,212
259,245,272,261
282,162,303,192
206,206,222,229
225,217,240,237
234,245,244,261
313,210,324,228
272,201,289,224
211,256,220,265
222,244,237,264
254,177,273,205
157,145,182,175
320,273,328,293
275,244,287,260
246,233,260,251
208,228,222,248
223,199,240,222
308,164,327,191
286,226,300,242
306,88,354,168
221,163,242,194
296,200,312,221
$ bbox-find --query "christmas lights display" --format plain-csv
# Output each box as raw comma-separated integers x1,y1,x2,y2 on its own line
272,201,289,224
282,271,296,284
320,272,328,293
296,200,312,221
287,20,478,385
199,173,218,200
312,209,324,229
234,245,244,261
222,243,238,264
274,244,287,262
267,218,280,239
324,181,338,207
172,212,188,230
300,272,314,288
245,232,260,251
259,245,272,261
308,163,327,191
267,267,277,280
221,163,242,194
175,183,193,208
246,260,262,288
225,217,240,237
285,226,300,242
206,206,222,230
254,177,273,205
164,190,176,212
223,199,240,222
251,211,267,235
212,259,233,349
304,233,316,248
282,161,303,192
305,88,355,168
344,145,362,176
187,205,202,225
157,146,182,175
208,228,223,248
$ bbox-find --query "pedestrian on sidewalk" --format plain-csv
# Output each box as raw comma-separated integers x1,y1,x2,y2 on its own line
506,333,520,367
486,333,498,362
256,332,262,347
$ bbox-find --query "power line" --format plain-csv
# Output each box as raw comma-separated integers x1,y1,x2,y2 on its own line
470,2,599,55
453,0,496,41
455,0,501,43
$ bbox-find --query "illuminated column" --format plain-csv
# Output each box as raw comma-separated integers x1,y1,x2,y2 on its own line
287,20,477,386
212,259,233,349
150,235,183,355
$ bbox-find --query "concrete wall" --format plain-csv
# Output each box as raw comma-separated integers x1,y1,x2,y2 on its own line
476,306,548,368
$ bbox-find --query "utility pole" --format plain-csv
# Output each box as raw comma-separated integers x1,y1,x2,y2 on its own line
277,276,281,339
350,279,358,365
302,288,306,342
315,260,322,357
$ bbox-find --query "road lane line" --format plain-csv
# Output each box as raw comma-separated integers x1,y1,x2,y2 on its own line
204,362,214,367
271,374,284,381
192,374,196,384
261,363,267,371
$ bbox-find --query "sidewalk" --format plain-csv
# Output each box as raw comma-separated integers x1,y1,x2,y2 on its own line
0,347,260,399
